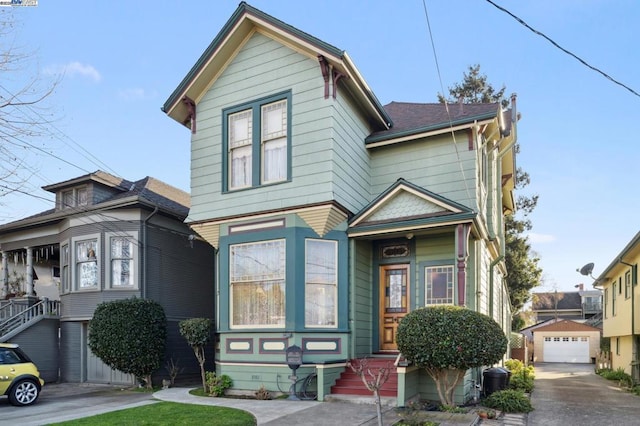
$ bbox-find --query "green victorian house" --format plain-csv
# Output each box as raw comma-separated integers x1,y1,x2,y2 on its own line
163,2,517,405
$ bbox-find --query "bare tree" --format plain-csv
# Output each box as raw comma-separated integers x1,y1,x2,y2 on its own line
347,358,392,426
0,9,57,200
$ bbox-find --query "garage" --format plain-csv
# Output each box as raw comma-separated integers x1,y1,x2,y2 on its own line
532,319,601,364
543,336,590,363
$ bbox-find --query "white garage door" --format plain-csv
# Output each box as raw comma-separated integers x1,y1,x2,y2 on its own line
543,336,590,363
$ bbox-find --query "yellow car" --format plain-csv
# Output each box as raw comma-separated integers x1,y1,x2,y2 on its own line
0,343,44,406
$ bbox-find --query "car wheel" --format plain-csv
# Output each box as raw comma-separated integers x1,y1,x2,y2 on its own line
8,379,40,406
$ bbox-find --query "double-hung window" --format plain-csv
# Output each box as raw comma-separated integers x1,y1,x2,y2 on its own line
305,239,337,328
425,265,454,305
76,239,98,289
229,239,286,328
224,91,291,191
110,236,134,287
61,244,69,293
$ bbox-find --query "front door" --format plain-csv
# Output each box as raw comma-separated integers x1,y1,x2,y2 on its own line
379,264,409,351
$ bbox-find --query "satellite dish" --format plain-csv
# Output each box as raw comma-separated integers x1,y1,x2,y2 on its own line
578,262,595,277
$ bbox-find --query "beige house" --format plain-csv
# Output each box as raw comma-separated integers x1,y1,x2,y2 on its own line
594,231,640,381
533,319,600,363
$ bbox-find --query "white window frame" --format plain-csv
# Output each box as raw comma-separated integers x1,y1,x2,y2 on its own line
229,239,286,329
305,239,338,328
261,99,288,185
72,234,100,291
60,242,70,293
106,231,139,290
425,265,454,305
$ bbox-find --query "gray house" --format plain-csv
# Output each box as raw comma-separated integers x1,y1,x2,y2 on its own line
0,171,215,384
162,2,517,405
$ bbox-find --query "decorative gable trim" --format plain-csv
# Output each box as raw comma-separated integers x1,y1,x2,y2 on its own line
297,204,348,237
163,2,391,131
350,179,470,227
349,179,475,238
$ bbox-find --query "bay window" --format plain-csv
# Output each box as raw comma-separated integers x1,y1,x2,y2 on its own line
110,236,134,287
76,239,98,289
230,239,286,328
305,239,337,327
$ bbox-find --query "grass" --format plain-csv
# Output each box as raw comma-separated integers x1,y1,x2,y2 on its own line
49,401,256,425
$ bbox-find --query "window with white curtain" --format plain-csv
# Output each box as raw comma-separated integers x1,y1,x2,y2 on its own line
425,265,454,305
224,92,290,191
230,239,286,328
261,100,287,184
111,237,134,287
305,239,337,327
229,109,253,189
76,239,98,289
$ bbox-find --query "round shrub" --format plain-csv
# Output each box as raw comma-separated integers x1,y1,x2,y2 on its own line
397,306,508,370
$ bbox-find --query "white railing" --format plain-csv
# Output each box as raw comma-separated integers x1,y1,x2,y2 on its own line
0,298,60,339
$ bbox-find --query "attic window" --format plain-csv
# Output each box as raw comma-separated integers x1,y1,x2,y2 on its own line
62,187,88,209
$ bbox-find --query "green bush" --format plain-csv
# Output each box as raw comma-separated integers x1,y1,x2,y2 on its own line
179,318,213,392
598,367,633,387
88,297,167,389
483,389,533,413
396,306,507,406
205,371,233,396
504,359,535,392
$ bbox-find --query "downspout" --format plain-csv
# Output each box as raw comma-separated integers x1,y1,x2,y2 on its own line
142,206,159,299
620,259,637,370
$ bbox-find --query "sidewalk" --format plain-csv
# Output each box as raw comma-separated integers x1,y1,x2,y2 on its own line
153,388,479,426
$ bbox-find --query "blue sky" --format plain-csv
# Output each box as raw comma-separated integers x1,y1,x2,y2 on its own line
1,1,638,294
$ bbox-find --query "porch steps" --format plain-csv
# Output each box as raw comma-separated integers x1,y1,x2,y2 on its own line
330,357,398,397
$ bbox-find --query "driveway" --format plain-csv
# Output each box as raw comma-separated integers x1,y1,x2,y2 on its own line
529,363,640,426
0,383,156,426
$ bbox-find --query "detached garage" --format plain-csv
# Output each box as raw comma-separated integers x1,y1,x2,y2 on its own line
533,320,601,363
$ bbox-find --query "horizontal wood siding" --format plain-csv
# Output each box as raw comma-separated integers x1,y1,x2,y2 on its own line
217,363,317,395
414,233,455,265
188,32,335,222
60,321,82,382
353,240,373,356
370,132,478,210
331,92,372,213
12,319,60,383
144,228,215,319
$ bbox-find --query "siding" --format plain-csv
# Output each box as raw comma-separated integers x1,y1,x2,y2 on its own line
11,318,60,383
60,321,82,382
188,32,375,223
370,132,478,211
353,240,373,356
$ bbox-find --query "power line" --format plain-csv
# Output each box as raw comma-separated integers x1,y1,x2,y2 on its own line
485,0,640,99
421,0,474,207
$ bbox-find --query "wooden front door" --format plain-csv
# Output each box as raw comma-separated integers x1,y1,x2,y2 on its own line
379,264,409,351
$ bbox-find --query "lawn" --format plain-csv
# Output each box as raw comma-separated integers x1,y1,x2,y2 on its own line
50,401,256,425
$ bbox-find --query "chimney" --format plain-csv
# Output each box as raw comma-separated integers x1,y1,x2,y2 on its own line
574,283,584,291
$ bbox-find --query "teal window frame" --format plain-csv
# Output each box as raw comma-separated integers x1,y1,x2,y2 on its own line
222,90,292,192
217,224,348,333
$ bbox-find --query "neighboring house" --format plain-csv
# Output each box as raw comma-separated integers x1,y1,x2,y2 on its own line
0,171,215,385
531,319,600,363
162,3,517,405
531,285,602,323
594,231,640,382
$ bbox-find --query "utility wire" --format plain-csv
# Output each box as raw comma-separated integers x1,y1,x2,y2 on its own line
421,0,474,207
485,0,640,98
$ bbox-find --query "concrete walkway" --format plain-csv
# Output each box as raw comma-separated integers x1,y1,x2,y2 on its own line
153,388,478,426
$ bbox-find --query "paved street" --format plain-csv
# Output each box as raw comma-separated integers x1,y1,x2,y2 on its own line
529,363,640,426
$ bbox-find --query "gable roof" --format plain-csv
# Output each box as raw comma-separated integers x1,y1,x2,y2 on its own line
532,292,582,311
163,1,391,131
534,319,601,333
366,102,501,146
348,178,475,238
